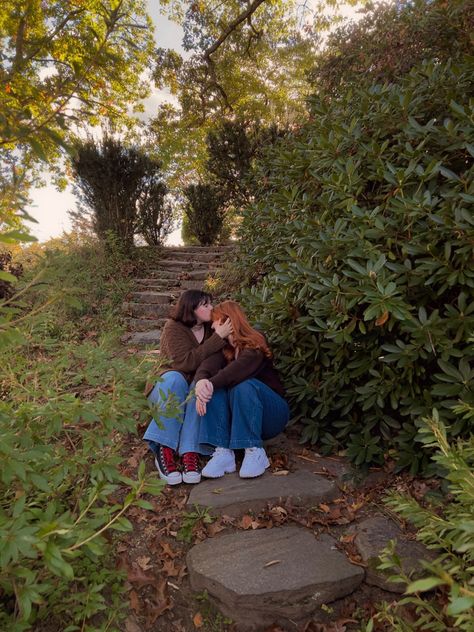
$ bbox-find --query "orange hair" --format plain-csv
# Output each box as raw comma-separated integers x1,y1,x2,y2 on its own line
212,301,272,362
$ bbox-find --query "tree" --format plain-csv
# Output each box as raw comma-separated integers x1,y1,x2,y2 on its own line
135,181,174,246
309,0,474,94
71,135,171,250
205,119,285,209
183,183,225,245
147,0,318,187
0,0,154,227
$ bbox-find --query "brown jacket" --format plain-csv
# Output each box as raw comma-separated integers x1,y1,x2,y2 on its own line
159,319,226,384
194,349,286,398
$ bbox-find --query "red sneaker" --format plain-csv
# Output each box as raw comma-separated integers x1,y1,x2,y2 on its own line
154,445,182,485
182,452,201,484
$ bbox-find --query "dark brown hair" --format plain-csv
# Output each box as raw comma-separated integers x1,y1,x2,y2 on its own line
170,290,212,327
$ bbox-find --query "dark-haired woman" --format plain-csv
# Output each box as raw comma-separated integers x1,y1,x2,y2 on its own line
143,290,232,486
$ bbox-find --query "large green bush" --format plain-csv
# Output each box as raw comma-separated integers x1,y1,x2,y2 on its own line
238,58,474,471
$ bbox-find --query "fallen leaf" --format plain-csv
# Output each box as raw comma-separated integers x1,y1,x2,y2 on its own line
340,534,356,544
240,515,254,529
129,590,140,614
124,616,142,632
127,567,156,588
272,470,289,476
193,612,204,628
264,560,281,568
211,488,224,494
160,541,178,559
319,503,331,513
137,555,152,571
206,521,226,537
162,558,181,577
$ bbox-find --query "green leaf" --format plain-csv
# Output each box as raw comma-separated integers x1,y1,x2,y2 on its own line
405,577,445,593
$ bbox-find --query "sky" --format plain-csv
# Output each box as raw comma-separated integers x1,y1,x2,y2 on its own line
25,0,364,244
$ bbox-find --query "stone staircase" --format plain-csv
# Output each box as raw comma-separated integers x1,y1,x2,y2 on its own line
121,245,234,347
184,450,432,630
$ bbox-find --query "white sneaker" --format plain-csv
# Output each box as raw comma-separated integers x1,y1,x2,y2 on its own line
239,447,270,478
202,448,236,478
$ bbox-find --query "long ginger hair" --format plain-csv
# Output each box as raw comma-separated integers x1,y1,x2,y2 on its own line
212,301,272,362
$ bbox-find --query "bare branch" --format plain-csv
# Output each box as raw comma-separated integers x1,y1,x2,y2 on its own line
203,0,267,61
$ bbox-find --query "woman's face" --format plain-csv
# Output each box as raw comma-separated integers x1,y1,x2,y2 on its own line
194,299,213,323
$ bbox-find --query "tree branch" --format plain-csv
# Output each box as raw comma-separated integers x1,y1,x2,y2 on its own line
203,0,267,61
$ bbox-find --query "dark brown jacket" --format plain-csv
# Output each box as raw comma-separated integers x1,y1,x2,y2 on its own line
194,349,286,398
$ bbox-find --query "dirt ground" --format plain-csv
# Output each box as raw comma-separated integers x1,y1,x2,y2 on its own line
115,424,430,632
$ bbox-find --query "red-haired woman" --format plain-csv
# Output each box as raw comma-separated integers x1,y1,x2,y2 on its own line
193,301,289,479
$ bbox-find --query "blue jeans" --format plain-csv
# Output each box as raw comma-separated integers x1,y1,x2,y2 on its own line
143,371,212,456
198,379,290,450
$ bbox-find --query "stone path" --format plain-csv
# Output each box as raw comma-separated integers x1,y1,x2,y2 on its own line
121,245,233,347
185,460,434,630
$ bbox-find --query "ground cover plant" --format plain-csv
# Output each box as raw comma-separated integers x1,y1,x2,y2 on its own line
237,55,474,471
0,236,164,631
367,402,474,630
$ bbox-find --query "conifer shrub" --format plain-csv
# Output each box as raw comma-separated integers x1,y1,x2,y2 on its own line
238,58,474,471
183,183,225,245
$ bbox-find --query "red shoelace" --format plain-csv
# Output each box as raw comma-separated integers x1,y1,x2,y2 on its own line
182,452,199,473
160,446,178,473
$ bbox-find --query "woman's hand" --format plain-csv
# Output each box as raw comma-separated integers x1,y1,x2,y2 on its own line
195,379,213,402
196,398,207,416
214,317,233,339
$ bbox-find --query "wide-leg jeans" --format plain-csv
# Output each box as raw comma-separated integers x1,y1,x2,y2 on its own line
143,371,212,456
198,378,290,450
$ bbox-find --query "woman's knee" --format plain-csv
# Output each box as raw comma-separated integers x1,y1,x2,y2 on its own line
149,371,188,400
229,380,258,402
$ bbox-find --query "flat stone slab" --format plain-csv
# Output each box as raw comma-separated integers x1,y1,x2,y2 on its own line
187,526,364,628
124,329,161,346
187,470,338,517
350,515,436,593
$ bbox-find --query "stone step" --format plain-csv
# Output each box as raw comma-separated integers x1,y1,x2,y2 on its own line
122,329,161,347
177,269,215,281
187,470,337,517
164,245,235,254
139,271,181,280
158,259,222,270
124,317,167,332
161,251,224,263
129,291,175,304
187,526,364,629
122,302,170,319
349,515,436,593
179,280,205,291
135,279,177,290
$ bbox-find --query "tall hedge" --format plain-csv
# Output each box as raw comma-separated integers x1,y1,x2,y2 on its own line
238,59,474,471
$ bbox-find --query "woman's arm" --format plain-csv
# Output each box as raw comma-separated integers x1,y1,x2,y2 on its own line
208,349,265,390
